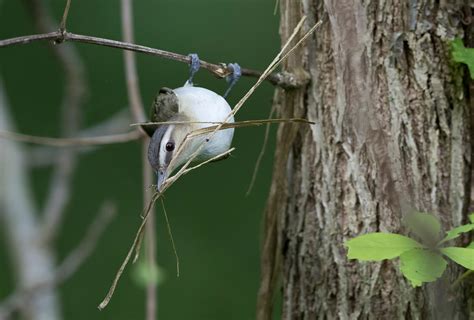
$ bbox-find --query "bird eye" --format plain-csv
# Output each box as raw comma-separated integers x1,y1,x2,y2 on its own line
165,142,175,152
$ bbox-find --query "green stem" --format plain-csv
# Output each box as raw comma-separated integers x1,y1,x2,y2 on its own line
451,270,473,289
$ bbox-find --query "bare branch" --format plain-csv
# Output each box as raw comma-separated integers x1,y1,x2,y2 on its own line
0,129,141,146
120,0,157,318
0,31,307,89
27,109,133,167
121,0,146,123
0,31,58,45
0,79,60,320
55,201,116,281
0,201,116,319
23,0,87,245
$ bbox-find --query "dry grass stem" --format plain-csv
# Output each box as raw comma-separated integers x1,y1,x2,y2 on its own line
187,119,313,138
98,188,162,310
179,147,236,176
246,104,276,196
160,198,180,277
133,118,314,129
97,216,148,310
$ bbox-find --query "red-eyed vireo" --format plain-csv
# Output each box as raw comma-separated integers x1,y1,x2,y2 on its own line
142,54,240,191
144,85,235,191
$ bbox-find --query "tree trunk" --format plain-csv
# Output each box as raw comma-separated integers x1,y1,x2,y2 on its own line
258,1,472,319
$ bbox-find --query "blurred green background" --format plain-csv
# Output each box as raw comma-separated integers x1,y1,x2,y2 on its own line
0,0,279,319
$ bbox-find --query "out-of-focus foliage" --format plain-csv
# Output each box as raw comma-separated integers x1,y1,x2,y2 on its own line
399,249,447,287
0,0,280,319
346,233,422,261
346,212,474,287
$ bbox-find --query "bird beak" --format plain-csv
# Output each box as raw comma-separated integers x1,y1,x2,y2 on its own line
156,167,168,192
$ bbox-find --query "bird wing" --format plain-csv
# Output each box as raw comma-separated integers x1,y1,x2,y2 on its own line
141,87,180,137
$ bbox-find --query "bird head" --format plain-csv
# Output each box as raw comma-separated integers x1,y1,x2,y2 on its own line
147,120,191,191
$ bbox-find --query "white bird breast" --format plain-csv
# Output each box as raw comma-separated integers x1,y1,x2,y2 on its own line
173,86,234,160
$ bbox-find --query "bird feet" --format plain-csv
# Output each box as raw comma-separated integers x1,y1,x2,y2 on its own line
223,63,241,98
185,53,201,86
185,53,241,98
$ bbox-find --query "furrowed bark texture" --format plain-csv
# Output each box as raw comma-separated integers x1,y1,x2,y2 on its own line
258,0,472,319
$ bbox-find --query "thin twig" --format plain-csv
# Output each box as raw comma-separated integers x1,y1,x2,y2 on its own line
121,0,146,124
130,150,154,266
0,31,308,89
27,109,132,167
120,0,157,318
24,0,87,245
143,144,156,319
273,0,280,15
132,118,314,128
59,0,72,31
160,198,180,277
160,147,236,190
178,147,236,176
187,118,313,137
98,194,158,310
0,130,142,146
56,201,117,281
0,201,116,319
246,103,277,196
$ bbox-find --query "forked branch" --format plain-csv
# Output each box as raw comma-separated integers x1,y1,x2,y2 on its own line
0,31,308,89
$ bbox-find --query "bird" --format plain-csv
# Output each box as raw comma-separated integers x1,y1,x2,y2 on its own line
142,54,241,191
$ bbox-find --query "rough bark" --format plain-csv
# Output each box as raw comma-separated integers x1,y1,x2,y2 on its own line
258,0,472,319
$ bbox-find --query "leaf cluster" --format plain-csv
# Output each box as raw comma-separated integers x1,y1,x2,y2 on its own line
451,38,474,79
345,213,474,287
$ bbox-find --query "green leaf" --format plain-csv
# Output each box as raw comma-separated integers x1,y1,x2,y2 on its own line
131,260,166,287
399,249,447,287
404,212,441,243
439,224,474,244
469,214,474,224
451,38,474,79
441,247,474,270
346,233,423,261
